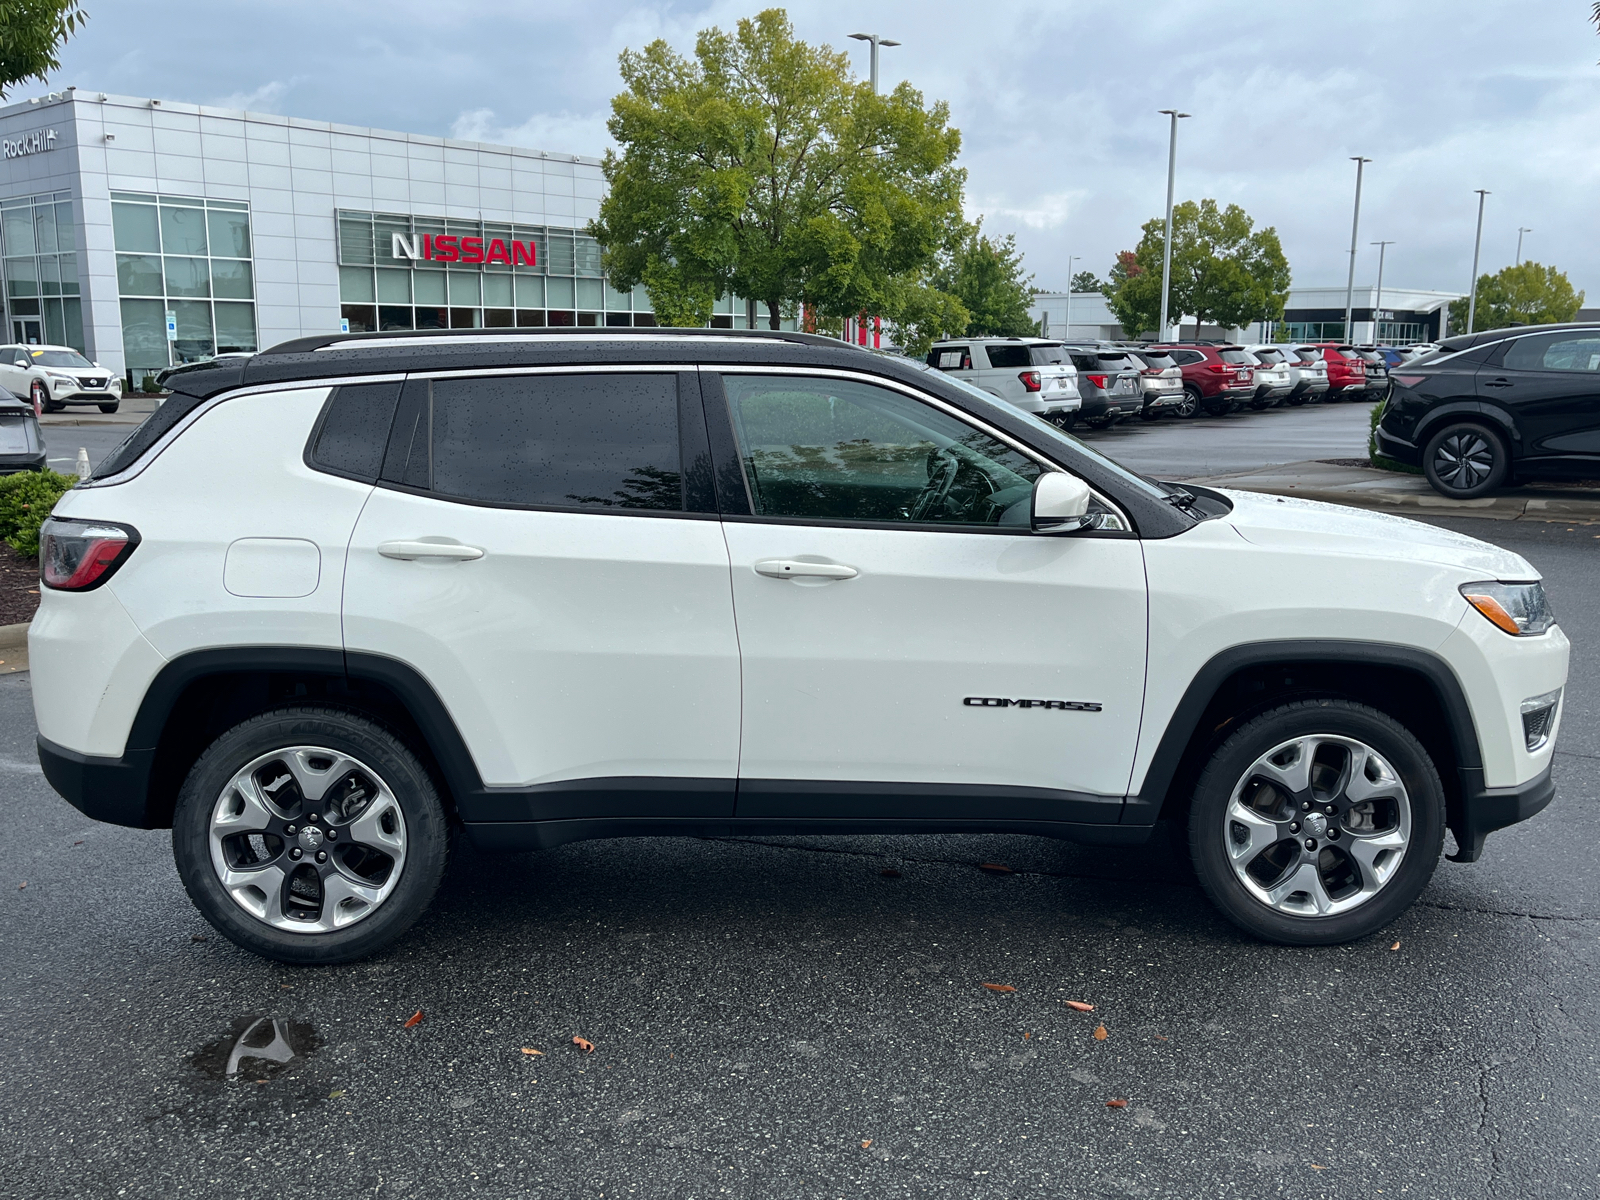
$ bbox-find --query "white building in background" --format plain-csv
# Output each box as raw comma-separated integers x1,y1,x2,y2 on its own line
1030,290,1123,341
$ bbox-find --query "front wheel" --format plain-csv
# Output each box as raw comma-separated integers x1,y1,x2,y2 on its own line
1188,699,1445,945
1174,386,1202,419
172,706,449,964
98,401,120,414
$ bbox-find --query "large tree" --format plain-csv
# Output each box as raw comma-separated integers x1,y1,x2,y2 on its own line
932,224,1036,338
1070,269,1107,294
1106,199,1291,339
1448,262,1585,334
590,8,967,331
0,0,87,98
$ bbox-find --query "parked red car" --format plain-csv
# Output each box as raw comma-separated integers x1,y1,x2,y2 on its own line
1148,343,1258,418
1298,343,1368,400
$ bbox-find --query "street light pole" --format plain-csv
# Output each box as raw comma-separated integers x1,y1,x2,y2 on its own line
1467,189,1490,334
1064,255,1080,338
1342,156,1372,342
1370,240,1394,343
848,32,901,93
1516,226,1531,266
1157,109,1190,341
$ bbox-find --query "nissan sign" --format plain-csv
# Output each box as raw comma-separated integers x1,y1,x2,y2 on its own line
391,232,537,267
2,128,58,159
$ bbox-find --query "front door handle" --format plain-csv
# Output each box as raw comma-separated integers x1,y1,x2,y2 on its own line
378,540,484,561
1483,378,1514,388
754,559,859,581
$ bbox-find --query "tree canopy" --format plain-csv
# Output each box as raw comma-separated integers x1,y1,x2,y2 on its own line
929,224,1036,339
0,1,86,98
1070,269,1107,294
1106,199,1291,339
1449,262,1585,334
590,8,967,335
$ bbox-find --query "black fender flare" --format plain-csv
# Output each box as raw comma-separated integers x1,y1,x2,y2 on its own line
1413,400,1519,453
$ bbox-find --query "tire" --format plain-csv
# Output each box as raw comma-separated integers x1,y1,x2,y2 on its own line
1249,396,1270,411
172,706,449,964
1085,415,1115,430
1174,385,1202,419
98,401,120,414
1286,393,1308,407
31,381,59,414
1188,699,1445,946
1422,421,1509,499
1140,406,1162,421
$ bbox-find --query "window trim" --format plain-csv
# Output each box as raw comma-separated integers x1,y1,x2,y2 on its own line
1497,330,1600,375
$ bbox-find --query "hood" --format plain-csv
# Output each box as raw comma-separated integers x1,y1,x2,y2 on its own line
1217,488,1536,580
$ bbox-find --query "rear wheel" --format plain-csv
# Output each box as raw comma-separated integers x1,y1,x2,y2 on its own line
172,706,449,964
1422,421,1508,499
1189,700,1445,945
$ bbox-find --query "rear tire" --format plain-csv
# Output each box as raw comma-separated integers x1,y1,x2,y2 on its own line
172,706,449,964
1422,421,1509,499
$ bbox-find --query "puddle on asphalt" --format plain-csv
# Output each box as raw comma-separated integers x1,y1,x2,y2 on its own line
193,1015,321,1081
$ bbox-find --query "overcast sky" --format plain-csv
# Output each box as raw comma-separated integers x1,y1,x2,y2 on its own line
34,0,1600,300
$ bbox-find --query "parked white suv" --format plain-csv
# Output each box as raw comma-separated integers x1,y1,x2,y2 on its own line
33,330,1568,962
927,337,1081,420
0,343,123,413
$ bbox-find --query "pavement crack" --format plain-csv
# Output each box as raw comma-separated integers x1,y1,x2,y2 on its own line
1416,900,1599,922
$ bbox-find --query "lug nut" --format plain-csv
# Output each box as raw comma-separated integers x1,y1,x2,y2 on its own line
315,850,327,864
1300,802,1310,811
1304,838,1317,850
1289,822,1301,833
309,813,320,824
286,824,297,835
1325,805,1336,815
289,847,302,860
1328,829,1341,840
325,828,337,840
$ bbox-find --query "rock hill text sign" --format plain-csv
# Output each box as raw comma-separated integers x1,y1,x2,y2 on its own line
2,129,58,159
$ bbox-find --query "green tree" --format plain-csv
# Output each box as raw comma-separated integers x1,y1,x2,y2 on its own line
1447,261,1585,334
1105,200,1291,339
590,8,967,331
1070,269,1106,294
932,224,1036,338
0,1,87,98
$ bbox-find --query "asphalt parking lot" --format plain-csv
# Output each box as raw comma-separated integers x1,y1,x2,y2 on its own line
1,513,1595,1200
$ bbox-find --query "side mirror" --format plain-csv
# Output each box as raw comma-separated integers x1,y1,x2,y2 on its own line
1031,472,1092,534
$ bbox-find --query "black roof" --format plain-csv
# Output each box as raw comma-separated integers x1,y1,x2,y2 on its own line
1437,321,1600,353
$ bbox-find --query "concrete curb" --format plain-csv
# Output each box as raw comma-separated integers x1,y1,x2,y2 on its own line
0,622,28,650
0,621,28,675
1209,481,1600,524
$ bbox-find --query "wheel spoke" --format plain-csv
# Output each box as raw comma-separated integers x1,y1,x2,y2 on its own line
211,773,278,835
1345,828,1408,891
348,794,405,857
321,868,386,928
218,861,287,922
1224,799,1283,866
1341,745,1403,805
281,749,362,805
1251,737,1315,796
1266,860,1334,915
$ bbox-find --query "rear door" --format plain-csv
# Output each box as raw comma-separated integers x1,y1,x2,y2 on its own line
341,368,742,820
1490,331,1600,461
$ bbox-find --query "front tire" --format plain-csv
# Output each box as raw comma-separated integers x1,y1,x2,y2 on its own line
98,401,120,414
1422,421,1509,499
1188,700,1445,946
172,706,449,964
1174,385,1202,419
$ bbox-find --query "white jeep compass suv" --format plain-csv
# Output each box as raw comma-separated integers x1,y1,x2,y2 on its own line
32,329,1568,963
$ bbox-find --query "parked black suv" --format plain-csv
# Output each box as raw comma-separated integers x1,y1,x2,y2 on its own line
1375,323,1600,498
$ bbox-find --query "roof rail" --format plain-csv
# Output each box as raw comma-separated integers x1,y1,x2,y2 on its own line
260,326,853,357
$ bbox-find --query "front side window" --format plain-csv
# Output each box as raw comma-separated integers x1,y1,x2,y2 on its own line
722,374,1044,528
383,373,683,512
1503,333,1600,373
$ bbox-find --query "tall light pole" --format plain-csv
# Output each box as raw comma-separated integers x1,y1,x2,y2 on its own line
1064,255,1080,337
848,32,900,93
1370,240,1394,343
1157,109,1190,341
1342,156,1372,342
1467,189,1490,334
1516,226,1531,266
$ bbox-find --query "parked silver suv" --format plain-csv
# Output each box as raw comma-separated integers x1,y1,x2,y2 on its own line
926,338,1081,420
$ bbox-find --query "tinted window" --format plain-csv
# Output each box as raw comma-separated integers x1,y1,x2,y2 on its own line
384,373,682,511
723,374,1043,527
984,345,1032,369
1252,349,1285,365
1503,333,1600,373
1028,345,1069,365
1219,350,1252,365
1135,352,1177,369
1168,349,1202,365
1092,352,1132,369
928,346,972,371
310,382,401,482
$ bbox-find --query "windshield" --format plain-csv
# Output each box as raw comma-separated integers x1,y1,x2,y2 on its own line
30,349,93,369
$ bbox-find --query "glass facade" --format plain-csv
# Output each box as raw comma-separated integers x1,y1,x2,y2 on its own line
1,190,85,351
1275,319,1427,346
112,191,258,378
335,209,788,333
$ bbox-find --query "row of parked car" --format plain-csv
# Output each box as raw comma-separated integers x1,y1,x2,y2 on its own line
924,337,1437,429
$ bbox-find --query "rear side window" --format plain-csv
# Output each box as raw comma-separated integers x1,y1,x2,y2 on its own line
1503,332,1600,373
928,346,972,371
309,382,402,482
382,373,684,511
984,345,1032,369
1168,350,1202,365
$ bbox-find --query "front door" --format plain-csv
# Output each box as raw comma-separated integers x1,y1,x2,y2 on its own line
11,319,41,345
1489,331,1600,463
341,369,742,823
709,370,1148,825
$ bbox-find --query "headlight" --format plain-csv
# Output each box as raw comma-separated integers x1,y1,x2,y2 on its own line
1460,581,1555,636
48,374,74,387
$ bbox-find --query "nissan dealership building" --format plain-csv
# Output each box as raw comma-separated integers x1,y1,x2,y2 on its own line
0,88,779,388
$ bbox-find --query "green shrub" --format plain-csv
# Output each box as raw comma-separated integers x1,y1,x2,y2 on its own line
0,470,79,558
141,375,163,394
1367,401,1422,475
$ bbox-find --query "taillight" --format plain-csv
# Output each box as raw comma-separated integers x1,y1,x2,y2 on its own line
1018,370,1042,392
1392,374,1427,388
40,517,140,591
1085,373,1108,388
1206,363,1230,373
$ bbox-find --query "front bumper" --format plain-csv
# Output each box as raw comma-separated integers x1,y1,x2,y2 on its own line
1449,763,1555,863
50,390,121,405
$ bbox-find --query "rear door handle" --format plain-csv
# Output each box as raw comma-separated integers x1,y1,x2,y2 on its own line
378,540,484,561
754,559,858,581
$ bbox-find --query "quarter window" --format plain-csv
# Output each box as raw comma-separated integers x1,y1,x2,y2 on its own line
722,375,1044,527
984,345,1032,369
1503,333,1600,373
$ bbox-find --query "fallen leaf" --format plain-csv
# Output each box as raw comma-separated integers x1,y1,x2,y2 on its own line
1023,1031,1031,1040
1066,1001,1095,1012
978,862,1013,873
879,868,902,878
573,1036,594,1054
328,1089,345,1099
17,882,26,890
981,983,1017,993
860,1140,872,1149
520,1047,544,1056
1105,1098,1128,1109
403,1010,424,1029
1310,1164,1328,1170
1389,941,1401,951
1154,1035,1168,1042
1093,1025,1109,1041
72,840,83,846
190,934,207,943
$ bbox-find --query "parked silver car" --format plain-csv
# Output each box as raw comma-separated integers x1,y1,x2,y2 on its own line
1249,344,1329,406
926,338,1082,420
1124,347,1186,420
1239,349,1294,409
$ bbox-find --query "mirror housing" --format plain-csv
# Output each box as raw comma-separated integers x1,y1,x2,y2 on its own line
1031,471,1093,534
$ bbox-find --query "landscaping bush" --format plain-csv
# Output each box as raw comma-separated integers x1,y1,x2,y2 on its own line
1368,402,1422,475
0,470,79,558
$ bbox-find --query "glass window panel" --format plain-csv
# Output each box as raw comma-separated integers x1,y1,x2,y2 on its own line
57,253,78,295
207,209,252,259
413,270,446,305
212,258,254,300
112,202,160,253
341,304,377,335
339,265,375,303
117,254,164,296
171,299,215,361
483,272,512,307
375,268,411,304
337,214,374,266
43,297,66,345
39,255,60,296
722,374,1044,526
160,195,205,208
33,205,57,253
448,272,481,305
63,297,84,352
3,206,36,256
545,232,574,276
424,374,682,511
54,203,75,253
415,305,447,330
546,276,575,309
413,216,446,238
206,199,248,211
378,305,413,331
513,229,545,274
5,256,39,298
374,216,411,266
575,279,603,312
515,276,544,308
574,235,603,277
214,302,257,353
516,309,546,328
165,256,211,298
119,298,169,368
604,279,631,310
110,191,158,203
160,205,208,256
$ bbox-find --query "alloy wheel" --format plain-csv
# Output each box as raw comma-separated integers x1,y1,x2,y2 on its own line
207,745,408,933
1431,431,1497,491
1222,735,1411,918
